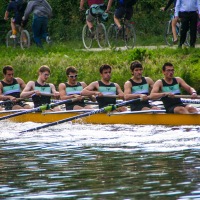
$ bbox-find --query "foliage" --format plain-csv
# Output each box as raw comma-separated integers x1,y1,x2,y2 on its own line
0,0,168,43
0,43,200,94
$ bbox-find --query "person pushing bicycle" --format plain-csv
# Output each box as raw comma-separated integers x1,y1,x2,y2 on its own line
106,0,138,31
79,0,108,35
4,0,27,39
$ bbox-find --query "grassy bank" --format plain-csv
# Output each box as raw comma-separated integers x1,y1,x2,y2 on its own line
1,42,200,93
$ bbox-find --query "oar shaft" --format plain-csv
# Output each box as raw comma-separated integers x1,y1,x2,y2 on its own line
174,95,200,99
0,98,78,121
20,98,141,133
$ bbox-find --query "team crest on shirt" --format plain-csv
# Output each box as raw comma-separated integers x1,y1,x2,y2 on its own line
169,86,174,91
139,85,143,89
106,87,111,91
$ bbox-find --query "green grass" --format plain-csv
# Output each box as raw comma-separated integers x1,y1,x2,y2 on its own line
0,40,200,93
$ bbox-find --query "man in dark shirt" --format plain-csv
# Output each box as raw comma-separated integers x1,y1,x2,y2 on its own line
106,0,138,30
4,0,25,38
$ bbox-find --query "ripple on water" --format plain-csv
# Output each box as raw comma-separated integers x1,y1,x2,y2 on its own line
0,121,200,152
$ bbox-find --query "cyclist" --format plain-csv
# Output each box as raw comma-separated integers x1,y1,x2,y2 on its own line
79,0,108,35
106,0,138,31
161,0,178,44
4,0,27,39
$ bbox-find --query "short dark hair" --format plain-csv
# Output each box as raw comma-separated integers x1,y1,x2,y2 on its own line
162,62,173,71
38,65,51,74
99,64,112,74
66,66,78,75
3,65,13,75
130,61,143,71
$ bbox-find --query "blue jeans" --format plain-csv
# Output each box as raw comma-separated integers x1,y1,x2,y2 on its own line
32,15,48,46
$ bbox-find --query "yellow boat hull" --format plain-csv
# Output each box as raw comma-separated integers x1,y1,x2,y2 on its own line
0,110,199,126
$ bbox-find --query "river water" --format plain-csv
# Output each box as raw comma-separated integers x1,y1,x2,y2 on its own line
1,121,200,199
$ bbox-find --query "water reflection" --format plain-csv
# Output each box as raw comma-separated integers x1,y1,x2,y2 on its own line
0,122,200,199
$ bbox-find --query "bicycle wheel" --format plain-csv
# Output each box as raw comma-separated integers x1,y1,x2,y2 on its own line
107,24,117,48
164,21,173,46
20,30,30,49
6,30,18,48
96,23,107,48
82,24,93,49
124,24,136,49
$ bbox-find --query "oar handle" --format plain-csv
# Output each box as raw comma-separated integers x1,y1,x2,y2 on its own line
83,95,119,99
96,95,119,98
40,93,55,97
0,98,27,105
174,95,200,99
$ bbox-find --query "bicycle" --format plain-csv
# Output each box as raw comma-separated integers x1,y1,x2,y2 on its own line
107,17,136,49
82,11,108,49
6,25,30,49
164,9,189,46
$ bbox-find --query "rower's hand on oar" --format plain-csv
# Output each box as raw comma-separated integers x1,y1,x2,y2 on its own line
73,94,84,102
140,94,149,101
95,92,103,97
89,95,96,102
32,90,41,97
10,96,17,102
191,92,197,99
118,94,124,100
53,91,60,99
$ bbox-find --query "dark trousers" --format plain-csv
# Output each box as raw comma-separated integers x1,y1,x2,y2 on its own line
32,15,48,47
179,11,198,47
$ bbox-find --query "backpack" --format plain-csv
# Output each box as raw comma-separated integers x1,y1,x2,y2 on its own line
16,0,27,15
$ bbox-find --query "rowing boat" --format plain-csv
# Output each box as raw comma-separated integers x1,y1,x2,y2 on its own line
0,109,200,125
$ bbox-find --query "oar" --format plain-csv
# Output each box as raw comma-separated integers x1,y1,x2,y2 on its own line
0,98,29,105
0,100,12,105
181,99,200,104
174,95,200,99
0,98,78,121
20,98,142,133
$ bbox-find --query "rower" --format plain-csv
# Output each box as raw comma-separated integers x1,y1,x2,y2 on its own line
58,66,96,110
0,65,31,110
150,62,198,114
81,64,127,112
20,65,60,111
124,61,160,111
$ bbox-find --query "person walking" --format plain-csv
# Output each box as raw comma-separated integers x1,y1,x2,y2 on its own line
0,65,31,110
22,0,52,47
175,0,200,48
150,62,198,114
124,61,160,111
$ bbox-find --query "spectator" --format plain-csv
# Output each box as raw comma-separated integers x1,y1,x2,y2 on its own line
175,0,200,48
23,0,52,47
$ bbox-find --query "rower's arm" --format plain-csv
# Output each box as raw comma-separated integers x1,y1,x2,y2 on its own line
150,80,167,100
20,81,35,98
0,82,15,101
124,81,140,100
177,77,197,97
81,81,101,96
58,83,72,100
